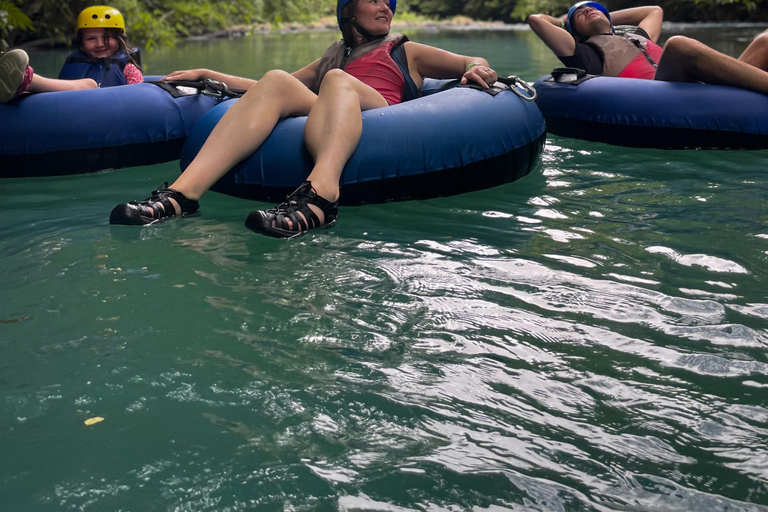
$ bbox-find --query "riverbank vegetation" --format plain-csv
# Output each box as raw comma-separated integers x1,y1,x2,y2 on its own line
2,0,766,51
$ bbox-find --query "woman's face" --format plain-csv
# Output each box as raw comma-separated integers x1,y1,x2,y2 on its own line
80,27,119,58
353,0,393,36
571,6,610,37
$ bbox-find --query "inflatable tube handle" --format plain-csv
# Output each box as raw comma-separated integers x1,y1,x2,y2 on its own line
148,79,246,99
496,75,537,101
549,67,597,85
199,79,246,99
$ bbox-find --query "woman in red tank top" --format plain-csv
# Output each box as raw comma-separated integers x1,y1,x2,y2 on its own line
110,0,500,238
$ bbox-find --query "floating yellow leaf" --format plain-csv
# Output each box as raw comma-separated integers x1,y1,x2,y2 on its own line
84,417,105,426
0,315,27,324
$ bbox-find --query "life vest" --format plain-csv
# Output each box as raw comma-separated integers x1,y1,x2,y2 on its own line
584,33,663,79
313,33,420,104
58,50,131,87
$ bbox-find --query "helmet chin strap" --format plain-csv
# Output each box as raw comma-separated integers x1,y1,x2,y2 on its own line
346,17,388,42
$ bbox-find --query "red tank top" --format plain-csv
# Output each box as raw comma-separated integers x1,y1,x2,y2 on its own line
618,39,663,80
345,39,406,105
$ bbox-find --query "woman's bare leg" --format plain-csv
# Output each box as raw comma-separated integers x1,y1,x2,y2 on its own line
28,74,97,93
112,70,318,223
292,69,388,225
169,70,317,202
655,35,768,95
738,30,768,71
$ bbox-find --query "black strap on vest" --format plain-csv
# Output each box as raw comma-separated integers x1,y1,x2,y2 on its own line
390,36,420,102
341,45,353,70
348,18,388,43
629,37,658,68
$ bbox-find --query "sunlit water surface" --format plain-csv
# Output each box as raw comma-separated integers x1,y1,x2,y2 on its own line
2,25,768,511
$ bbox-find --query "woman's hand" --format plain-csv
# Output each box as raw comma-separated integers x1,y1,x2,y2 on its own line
461,64,498,89
161,69,210,82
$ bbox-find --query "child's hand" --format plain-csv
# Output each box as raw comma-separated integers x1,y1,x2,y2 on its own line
162,69,208,82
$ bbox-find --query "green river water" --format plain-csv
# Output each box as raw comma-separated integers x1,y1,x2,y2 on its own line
1,25,767,511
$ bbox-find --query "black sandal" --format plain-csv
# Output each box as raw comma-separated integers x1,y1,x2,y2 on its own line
245,181,339,238
109,183,200,225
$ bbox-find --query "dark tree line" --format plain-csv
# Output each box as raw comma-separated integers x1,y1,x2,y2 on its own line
407,0,768,22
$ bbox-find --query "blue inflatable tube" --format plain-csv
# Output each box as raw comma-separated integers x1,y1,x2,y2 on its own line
534,73,768,149
0,76,225,177
181,81,546,205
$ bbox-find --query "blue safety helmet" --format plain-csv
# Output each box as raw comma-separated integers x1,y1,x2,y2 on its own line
337,0,396,28
565,1,613,36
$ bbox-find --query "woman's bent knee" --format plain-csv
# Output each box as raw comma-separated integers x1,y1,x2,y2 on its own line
260,69,293,83
318,69,357,93
239,68,315,115
754,31,768,48
662,36,698,57
658,36,709,72
243,69,303,100
255,69,305,92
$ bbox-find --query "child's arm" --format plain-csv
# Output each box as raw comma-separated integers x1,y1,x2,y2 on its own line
124,63,143,84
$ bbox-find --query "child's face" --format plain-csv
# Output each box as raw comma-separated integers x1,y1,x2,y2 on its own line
80,28,119,58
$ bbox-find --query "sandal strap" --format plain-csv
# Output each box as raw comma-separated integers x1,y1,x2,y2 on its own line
151,196,175,219
280,208,317,231
273,181,336,229
246,181,339,238
130,183,197,219
110,182,200,226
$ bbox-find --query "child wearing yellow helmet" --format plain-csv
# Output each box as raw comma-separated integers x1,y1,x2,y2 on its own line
0,5,142,103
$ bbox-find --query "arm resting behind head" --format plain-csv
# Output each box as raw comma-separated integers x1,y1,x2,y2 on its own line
610,6,663,42
528,14,576,57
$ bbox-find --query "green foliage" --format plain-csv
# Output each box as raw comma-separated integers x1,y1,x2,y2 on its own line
406,0,568,21
3,0,336,50
404,0,463,18
6,0,83,45
2,0,766,50
107,0,177,51
659,0,766,21
407,0,768,21
605,0,768,22
510,0,571,21
0,0,34,50
0,1,33,32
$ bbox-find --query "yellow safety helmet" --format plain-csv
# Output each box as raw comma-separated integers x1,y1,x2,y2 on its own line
77,6,125,32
